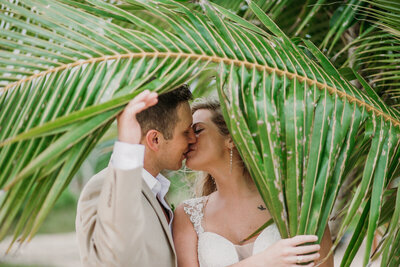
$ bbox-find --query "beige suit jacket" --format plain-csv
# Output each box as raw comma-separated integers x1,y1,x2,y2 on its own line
76,164,177,267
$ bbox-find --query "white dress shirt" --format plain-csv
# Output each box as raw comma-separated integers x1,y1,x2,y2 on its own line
111,141,173,227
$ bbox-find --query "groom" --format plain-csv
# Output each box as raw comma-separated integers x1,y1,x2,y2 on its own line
76,86,195,267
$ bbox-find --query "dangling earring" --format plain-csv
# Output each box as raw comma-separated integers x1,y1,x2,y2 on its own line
229,147,233,174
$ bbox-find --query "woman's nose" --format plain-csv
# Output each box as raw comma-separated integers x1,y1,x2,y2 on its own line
188,128,196,143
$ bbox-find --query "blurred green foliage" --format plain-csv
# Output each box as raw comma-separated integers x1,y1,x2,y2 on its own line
36,189,77,234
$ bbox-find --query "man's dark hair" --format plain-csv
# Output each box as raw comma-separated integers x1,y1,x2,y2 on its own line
136,85,193,140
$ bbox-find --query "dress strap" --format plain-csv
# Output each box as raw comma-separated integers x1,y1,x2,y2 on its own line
183,196,208,235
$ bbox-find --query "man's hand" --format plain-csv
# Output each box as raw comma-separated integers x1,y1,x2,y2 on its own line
117,90,158,144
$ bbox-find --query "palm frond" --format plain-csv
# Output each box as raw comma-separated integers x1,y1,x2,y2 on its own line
0,0,207,246
212,1,400,265
340,0,400,109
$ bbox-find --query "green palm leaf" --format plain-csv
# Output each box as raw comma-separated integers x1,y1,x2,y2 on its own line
338,0,400,108
0,0,209,245
210,2,400,265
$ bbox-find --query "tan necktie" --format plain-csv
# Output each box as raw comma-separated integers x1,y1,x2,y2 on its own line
157,198,170,224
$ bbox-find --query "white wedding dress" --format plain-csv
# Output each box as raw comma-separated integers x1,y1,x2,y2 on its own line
183,196,282,267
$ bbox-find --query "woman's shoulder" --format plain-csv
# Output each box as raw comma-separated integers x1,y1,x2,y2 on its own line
172,202,198,240
174,196,206,219
182,195,208,207
181,196,208,219
175,196,209,235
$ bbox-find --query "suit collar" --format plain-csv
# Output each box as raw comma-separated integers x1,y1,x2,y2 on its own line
142,169,173,223
142,169,170,204
141,182,176,257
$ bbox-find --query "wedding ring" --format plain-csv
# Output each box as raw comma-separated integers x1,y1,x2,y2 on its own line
296,255,301,264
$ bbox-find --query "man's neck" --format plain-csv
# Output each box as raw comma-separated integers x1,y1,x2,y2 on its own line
142,146,161,177
143,161,160,178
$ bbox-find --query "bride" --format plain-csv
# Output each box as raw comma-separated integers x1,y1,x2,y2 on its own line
173,99,334,267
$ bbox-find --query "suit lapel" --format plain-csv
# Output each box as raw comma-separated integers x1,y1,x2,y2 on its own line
141,183,176,254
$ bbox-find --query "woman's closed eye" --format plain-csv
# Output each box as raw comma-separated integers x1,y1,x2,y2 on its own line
194,128,204,134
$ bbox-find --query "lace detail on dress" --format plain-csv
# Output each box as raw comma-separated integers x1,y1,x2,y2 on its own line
183,196,282,267
183,196,207,235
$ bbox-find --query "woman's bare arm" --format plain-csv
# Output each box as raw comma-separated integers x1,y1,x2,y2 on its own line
172,204,200,267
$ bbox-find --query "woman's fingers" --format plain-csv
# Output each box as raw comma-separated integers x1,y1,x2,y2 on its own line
294,262,315,267
294,244,320,254
292,252,320,264
288,235,318,246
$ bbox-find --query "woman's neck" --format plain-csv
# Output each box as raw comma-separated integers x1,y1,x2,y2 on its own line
207,162,257,200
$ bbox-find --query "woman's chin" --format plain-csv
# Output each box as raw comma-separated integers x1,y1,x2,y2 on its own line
185,158,194,169
185,158,200,170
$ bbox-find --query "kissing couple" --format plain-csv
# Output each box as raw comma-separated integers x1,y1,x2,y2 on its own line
76,86,333,267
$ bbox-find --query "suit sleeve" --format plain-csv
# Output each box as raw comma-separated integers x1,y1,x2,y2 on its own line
76,144,148,267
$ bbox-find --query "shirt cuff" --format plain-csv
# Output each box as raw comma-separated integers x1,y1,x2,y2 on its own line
111,141,145,170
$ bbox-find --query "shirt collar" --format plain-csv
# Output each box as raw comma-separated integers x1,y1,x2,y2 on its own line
142,169,170,200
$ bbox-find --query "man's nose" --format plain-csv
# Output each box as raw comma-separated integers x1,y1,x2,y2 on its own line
188,128,196,143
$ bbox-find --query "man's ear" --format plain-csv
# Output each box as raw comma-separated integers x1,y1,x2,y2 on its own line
145,130,162,152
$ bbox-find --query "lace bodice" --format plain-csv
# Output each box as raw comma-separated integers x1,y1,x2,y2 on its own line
183,197,281,267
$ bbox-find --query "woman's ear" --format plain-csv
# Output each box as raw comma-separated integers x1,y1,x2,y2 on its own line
145,130,161,151
225,136,235,150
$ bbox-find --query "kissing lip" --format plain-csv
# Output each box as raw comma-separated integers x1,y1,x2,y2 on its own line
184,146,196,157
183,149,190,158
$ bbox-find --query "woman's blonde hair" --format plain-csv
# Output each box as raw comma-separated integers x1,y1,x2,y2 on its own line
191,99,251,196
